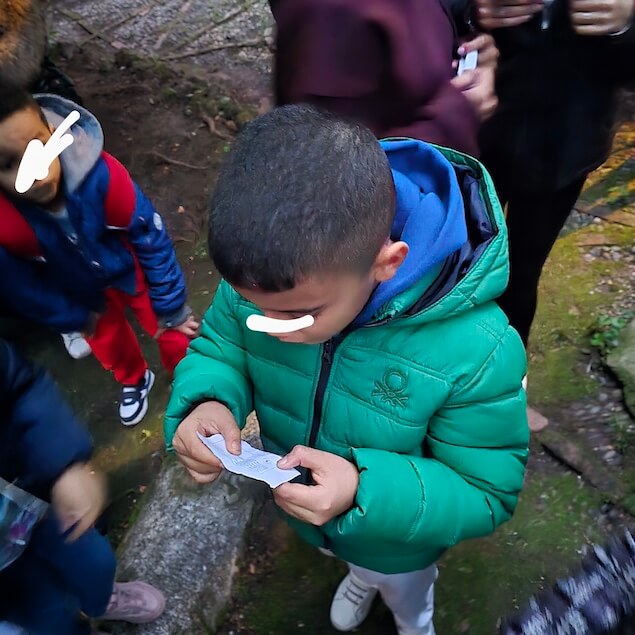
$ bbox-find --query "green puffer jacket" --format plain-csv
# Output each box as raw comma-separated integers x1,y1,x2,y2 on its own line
165,144,529,575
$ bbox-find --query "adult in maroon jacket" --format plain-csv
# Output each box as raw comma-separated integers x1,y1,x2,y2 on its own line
269,0,498,156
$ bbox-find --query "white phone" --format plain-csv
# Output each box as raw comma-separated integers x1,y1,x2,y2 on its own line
457,50,478,76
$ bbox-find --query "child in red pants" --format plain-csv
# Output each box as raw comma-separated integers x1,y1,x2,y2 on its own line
0,87,198,425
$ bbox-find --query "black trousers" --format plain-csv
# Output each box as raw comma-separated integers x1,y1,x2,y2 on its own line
490,174,588,345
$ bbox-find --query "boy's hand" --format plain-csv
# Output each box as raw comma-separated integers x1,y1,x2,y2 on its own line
155,315,201,340
570,0,634,35
175,315,200,338
475,0,544,29
172,401,241,484
51,463,106,542
274,446,359,526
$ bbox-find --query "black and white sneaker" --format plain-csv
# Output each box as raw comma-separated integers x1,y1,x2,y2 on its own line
119,370,155,426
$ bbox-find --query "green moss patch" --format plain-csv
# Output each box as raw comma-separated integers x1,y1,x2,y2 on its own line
528,223,635,408
220,471,604,635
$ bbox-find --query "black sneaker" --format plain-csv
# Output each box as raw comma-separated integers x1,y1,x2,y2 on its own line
119,370,155,426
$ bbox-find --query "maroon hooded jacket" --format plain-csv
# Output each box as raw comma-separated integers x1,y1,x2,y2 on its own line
270,0,480,156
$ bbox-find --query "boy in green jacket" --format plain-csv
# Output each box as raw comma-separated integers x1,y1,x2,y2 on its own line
164,105,529,635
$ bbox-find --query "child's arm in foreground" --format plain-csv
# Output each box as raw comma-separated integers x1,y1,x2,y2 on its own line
164,282,253,480
276,328,529,549
0,340,106,540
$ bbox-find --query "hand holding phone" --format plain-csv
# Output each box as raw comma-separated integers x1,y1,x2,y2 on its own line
457,50,479,76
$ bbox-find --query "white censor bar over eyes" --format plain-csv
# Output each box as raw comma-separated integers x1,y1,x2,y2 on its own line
246,314,314,334
15,110,80,194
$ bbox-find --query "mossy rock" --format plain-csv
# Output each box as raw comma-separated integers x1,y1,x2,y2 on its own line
528,222,635,408
608,317,635,418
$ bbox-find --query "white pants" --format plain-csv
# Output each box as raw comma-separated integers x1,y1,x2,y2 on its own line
348,562,437,634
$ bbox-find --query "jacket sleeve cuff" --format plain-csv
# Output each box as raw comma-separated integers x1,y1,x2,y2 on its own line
157,304,191,329
164,367,252,450
331,448,424,543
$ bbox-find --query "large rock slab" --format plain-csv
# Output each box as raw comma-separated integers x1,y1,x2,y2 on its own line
608,318,635,418
112,454,266,635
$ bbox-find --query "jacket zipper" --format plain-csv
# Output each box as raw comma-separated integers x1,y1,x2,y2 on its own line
295,338,341,486
306,316,391,450
308,338,337,449
300,318,392,486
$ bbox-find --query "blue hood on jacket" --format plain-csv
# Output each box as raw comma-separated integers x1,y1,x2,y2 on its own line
354,139,468,325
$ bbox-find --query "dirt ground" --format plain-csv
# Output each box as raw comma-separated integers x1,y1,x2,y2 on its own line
57,50,242,251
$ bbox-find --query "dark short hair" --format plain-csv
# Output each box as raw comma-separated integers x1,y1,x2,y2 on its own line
0,84,47,125
209,105,395,292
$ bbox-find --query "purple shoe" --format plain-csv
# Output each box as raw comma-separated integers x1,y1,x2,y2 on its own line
100,581,166,624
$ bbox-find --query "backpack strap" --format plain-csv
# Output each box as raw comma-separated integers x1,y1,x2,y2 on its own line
101,151,136,229
0,193,42,259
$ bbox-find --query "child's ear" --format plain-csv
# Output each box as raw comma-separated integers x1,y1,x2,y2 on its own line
372,241,408,283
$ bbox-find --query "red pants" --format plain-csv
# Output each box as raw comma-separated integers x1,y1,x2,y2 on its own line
85,268,189,386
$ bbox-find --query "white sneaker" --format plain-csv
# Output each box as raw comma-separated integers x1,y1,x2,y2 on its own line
119,369,155,426
61,332,92,359
330,572,378,631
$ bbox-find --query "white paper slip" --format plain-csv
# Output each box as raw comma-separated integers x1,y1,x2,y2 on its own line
197,433,300,488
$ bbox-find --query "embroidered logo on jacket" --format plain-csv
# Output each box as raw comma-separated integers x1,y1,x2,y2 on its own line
372,368,409,408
